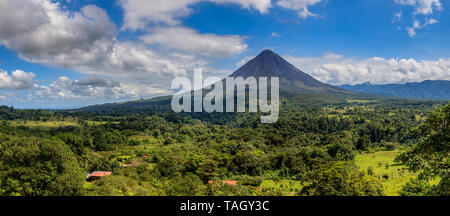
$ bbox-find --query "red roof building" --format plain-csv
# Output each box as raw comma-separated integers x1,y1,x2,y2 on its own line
208,180,237,186
86,171,112,181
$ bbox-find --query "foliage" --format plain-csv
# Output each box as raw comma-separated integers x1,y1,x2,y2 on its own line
85,175,163,196
399,178,434,196
0,136,84,196
0,101,447,196
396,104,450,195
299,162,383,196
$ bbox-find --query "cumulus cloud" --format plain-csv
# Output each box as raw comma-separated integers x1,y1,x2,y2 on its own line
0,69,35,90
277,0,322,19
0,1,197,79
278,53,450,85
32,76,136,100
0,0,219,98
80,42,205,78
119,0,272,30
0,75,172,106
140,27,247,57
0,0,246,77
0,1,116,67
0,0,48,39
76,76,120,88
394,0,442,37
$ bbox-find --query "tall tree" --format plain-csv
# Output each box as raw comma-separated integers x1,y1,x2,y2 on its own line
397,104,450,195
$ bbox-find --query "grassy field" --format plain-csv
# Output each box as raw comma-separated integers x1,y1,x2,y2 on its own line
346,99,379,103
10,120,116,128
260,180,302,196
355,150,416,196
11,120,79,128
262,151,417,196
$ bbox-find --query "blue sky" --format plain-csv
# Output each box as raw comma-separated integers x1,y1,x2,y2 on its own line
0,0,448,108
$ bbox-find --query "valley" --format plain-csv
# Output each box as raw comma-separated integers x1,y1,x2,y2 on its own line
0,50,448,196
1,99,447,196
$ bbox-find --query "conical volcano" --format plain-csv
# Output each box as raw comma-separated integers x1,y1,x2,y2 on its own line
230,49,343,93
75,50,376,113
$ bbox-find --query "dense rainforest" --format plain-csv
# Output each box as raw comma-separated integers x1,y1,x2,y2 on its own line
0,100,448,196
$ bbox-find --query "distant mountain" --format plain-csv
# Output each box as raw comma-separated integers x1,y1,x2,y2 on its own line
231,49,344,94
75,50,376,113
339,80,450,100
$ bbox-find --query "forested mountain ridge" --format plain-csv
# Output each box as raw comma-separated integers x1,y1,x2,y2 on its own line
340,80,450,100
75,50,377,113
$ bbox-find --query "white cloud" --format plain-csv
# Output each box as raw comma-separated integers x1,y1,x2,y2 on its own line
394,0,442,37
119,0,272,31
297,7,318,19
392,11,403,23
277,0,322,10
277,0,322,19
0,0,246,77
0,74,172,106
406,18,438,37
78,41,202,78
395,0,442,15
216,0,272,13
271,32,279,37
32,76,136,100
426,18,438,24
0,0,217,97
407,27,417,37
0,1,116,68
140,26,248,57
279,53,450,85
236,55,256,68
0,69,35,90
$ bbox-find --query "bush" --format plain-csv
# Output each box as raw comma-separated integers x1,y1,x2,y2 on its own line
367,167,375,176
400,178,432,196
239,176,264,187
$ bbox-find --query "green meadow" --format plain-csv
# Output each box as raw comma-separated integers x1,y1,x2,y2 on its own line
355,150,439,196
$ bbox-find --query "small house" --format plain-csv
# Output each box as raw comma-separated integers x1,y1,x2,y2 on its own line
208,180,237,186
86,171,112,181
